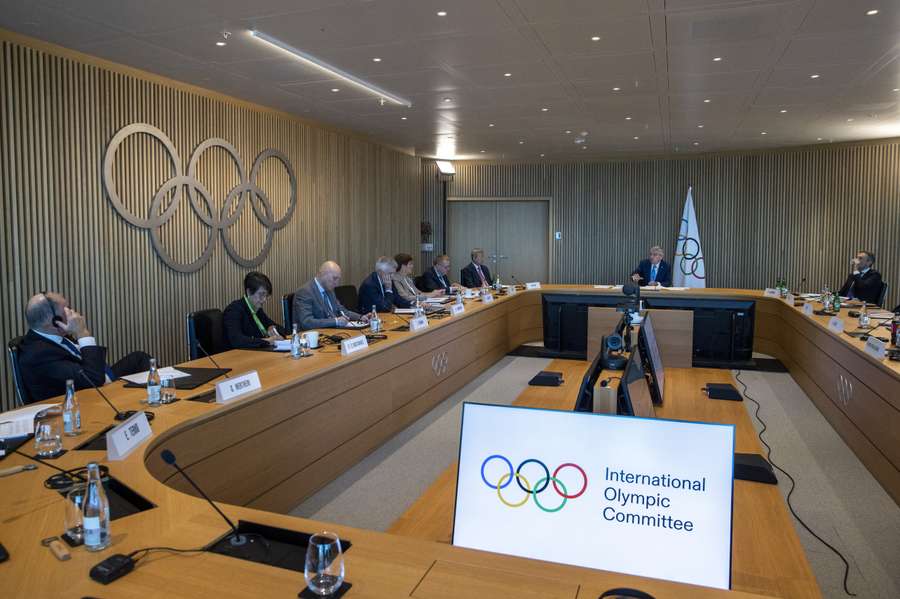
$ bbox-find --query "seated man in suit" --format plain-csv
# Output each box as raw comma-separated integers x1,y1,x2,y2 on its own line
631,246,672,287
18,292,152,403
460,248,493,288
294,261,369,330
223,271,286,349
421,254,461,294
839,250,884,305
358,256,397,313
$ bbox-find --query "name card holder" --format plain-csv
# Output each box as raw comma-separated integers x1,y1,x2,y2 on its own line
803,303,814,316
450,303,465,316
482,293,495,304
410,316,429,331
786,293,796,305
341,335,369,356
505,285,517,296
525,282,542,290
763,288,779,297
216,371,262,404
864,336,887,360
827,316,844,334
106,411,151,461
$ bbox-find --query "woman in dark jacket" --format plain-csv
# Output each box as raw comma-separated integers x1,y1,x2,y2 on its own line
223,272,286,349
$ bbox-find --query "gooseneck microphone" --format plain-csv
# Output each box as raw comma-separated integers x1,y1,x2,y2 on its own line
77,369,153,422
196,341,230,379
160,449,245,546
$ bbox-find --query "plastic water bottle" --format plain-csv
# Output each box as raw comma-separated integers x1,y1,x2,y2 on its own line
291,323,302,359
858,302,870,328
832,293,841,312
146,358,161,406
414,295,424,318
62,379,81,437
369,305,381,333
456,290,463,305
82,462,110,551
494,275,502,292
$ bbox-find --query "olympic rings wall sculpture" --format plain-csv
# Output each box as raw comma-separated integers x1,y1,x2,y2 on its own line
480,454,588,512
102,123,297,273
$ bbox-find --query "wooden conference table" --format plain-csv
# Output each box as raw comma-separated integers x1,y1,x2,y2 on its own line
1,286,897,598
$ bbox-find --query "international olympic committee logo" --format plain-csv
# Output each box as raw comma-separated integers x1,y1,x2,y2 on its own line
102,123,297,273
432,351,449,377
480,455,588,512
675,218,705,279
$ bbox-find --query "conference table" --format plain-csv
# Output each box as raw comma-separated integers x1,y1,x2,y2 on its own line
2,285,897,598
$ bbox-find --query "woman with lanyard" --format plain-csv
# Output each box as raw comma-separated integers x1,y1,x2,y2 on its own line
223,271,287,349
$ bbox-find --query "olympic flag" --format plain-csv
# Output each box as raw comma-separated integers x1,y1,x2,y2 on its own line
674,186,706,287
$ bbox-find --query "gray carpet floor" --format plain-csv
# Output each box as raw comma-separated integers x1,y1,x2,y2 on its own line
292,356,900,599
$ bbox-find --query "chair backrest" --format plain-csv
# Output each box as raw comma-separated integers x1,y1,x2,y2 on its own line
877,282,888,307
282,293,295,329
414,275,427,292
334,285,358,313
186,309,226,360
6,336,29,406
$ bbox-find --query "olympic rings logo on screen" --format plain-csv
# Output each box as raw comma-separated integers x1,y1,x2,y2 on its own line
480,455,588,512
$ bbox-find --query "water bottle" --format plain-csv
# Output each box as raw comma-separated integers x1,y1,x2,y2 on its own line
891,311,900,347
369,305,381,333
456,290,463,305
832,293,841,312
414,295,424,318
62,379,81,437
290,323,302,359
82,462,110,551
494,275,502,292
146,358,161,406
858,302,870,328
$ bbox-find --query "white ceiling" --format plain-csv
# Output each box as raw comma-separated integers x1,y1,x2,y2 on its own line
2,0,900,160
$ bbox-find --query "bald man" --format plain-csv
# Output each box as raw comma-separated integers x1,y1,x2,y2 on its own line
17,292,151,403
293,261,369,330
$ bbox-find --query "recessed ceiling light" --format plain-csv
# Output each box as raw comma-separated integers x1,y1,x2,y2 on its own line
488,123,495,127
519,140,525,144
780,109,788,113
503,72,512,77
581,146,587,150
625,116,632,120
713,57,722,62
817,137,823,141
761,131,767,135
866,9,879,16
540,153,545,157
541,107,549,112
591,36,601,41
633,136,639,140
216,41,226,47
703,98,711,103
693,141,700,146
565,129,572,134
443,97,452,102
810,74,820,79
401,116,407,120
612,87,621,91
372,57,382,62
437,11,447,17
847,118,854,122
480,150,486,153
697,124,704,128
330,88,340,92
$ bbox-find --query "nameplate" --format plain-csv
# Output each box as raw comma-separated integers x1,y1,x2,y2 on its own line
803,303,814,316
505,285,517,296
341,335,369,356
864,336,887,360
827,317,844,334
216,370,261,404
763,288,779,297
106,411,151,461
525,282,542,290
410,315,429,331
450,303,466,317
482,293,495,304
785,293,795,305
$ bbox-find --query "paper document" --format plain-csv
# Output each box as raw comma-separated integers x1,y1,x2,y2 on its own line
424,297,450,304
345,321,368,329
663,287,690,291
120,367,190,385
0,403,60,437
394,308,417,314
273,340,291,352
870,311,894,319
593,285,623,289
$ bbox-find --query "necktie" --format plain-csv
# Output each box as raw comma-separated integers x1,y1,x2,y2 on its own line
321,290,334,316
650,264,658,283
477,265,486,286
60,337,82,357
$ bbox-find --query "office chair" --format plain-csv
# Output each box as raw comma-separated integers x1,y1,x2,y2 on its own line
334,285,359,313
876,282,888,308
7,336,29,406
282,293,295,330
186,309,226,360
414,275,427,292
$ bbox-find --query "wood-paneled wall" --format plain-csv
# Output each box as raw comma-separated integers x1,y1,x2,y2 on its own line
422,143,900,311
0,32,422,410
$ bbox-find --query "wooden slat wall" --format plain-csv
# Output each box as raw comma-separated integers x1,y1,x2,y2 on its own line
0,35,422,411
423,146,900,310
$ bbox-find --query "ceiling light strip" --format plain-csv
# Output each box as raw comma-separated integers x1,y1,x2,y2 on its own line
249,29,412,107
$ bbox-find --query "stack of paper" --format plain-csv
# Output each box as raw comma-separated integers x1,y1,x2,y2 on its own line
0,403,60,438
120,367,190,385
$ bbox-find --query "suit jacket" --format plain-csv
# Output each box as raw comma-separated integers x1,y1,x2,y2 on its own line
838,269,883,305
460,262,492,288
17,329,108,404
357,272,395,313
421,266,452,294
293,279,362,330
631,259,672,287
223,298,285,350
391,273,424,308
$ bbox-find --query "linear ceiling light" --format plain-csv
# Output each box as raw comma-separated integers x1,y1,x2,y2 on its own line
249,29,412,107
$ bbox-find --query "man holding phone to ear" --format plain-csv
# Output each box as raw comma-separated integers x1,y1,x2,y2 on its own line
17,292,151,403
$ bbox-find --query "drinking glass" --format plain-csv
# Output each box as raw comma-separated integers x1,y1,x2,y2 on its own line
160,375,177,404
304,531,344,596
34,406,63,457
64,483,86,544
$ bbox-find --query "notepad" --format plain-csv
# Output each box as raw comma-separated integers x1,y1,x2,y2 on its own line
120,367,190,385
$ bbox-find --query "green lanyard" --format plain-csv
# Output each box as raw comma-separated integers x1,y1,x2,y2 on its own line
244,296,268,336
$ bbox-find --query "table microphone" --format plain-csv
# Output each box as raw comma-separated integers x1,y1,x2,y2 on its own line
196,341,230,379
160,449,246,546
78,370,153,422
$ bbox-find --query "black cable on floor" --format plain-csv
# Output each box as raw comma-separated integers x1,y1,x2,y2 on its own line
734,370,856,597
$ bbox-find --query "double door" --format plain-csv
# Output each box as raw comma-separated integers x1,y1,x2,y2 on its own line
447,199,549,284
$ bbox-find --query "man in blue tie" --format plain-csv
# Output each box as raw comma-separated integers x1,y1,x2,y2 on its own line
17,292,152,403
293,261,369,330
630,246,673,288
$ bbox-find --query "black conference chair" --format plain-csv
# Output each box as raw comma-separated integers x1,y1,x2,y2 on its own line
186,309,227,360
7,336,30,406
282,293,295,329
334,285,358,313
414,275,427,292
876,282,888,308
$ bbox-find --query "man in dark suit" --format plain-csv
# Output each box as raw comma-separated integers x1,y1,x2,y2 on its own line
357,256,397,313
421,254,459,294
460,248,493,288
293,261,369,330
631,246,673,287
223,271,286,349
18,292,151,403
839,250,884,305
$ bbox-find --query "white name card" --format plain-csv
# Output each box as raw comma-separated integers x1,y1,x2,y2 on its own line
482,293,495,304
864,336,887,360
505,285,517,296
803,303,814,316
763,288,779,297
410,315,429,331
786,293,796,305
106,411,151,461
216,370,261,404
525,281,542,290
828,316,844,334
341,335,369,356
450,303,466,317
